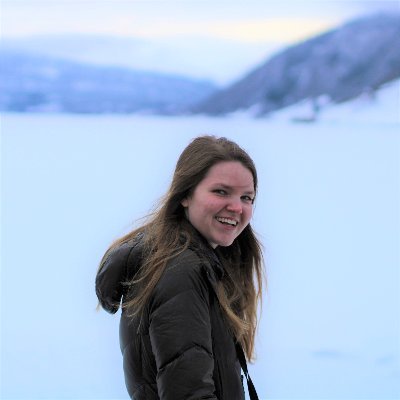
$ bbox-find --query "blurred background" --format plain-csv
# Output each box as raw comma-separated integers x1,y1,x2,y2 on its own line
1,1,399,399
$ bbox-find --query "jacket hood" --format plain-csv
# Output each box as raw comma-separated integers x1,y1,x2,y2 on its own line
95,227,224,314
95,235,144,314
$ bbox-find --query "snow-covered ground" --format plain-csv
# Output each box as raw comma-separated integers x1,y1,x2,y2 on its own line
1,88,399,399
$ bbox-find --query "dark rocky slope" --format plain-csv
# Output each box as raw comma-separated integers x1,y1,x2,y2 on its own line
192,13,400,116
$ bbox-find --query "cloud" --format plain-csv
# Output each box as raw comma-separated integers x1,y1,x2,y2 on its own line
2,0,397,41
205,18,339,43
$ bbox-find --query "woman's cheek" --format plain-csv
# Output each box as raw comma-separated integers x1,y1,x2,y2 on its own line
245,205,253,222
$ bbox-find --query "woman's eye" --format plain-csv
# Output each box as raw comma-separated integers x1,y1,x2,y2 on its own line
242,195,254,203
213,189,227,195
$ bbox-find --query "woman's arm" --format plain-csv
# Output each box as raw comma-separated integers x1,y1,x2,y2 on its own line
148,251,218,400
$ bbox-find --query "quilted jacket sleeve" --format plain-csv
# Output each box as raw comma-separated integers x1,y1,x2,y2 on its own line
148,251,218,400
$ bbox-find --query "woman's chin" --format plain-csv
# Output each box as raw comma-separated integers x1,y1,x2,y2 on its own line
212,237,236,248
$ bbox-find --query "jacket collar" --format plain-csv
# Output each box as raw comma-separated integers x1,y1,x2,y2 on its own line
187,225,225,280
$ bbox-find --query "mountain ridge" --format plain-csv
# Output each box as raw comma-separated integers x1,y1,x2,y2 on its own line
191,13,400,116
0,49,217,113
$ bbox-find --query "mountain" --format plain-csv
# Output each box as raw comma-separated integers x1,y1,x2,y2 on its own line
192,13,400,116
1,34,279,86
0,50,217,114
270,78,400,124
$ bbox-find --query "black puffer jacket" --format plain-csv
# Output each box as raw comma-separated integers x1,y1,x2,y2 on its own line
96,231,245,400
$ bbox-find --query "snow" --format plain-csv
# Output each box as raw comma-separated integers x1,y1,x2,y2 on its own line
270,79,400,124
1,90,399,399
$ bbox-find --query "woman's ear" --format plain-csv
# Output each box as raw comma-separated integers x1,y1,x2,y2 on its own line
181,198,189,207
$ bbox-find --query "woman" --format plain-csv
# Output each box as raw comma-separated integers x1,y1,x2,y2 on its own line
96,135,263,400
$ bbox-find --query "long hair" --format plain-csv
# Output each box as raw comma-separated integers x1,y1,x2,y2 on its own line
99,135,264,360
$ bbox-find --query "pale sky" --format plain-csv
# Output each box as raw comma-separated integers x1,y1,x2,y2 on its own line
2,0,399,43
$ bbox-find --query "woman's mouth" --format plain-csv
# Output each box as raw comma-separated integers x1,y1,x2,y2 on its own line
215,216,238,227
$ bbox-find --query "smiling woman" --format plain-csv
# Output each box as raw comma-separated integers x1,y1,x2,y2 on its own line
181,161,255,248
95,135,264,400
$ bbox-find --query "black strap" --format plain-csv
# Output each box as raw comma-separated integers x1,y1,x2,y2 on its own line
235,342,259,400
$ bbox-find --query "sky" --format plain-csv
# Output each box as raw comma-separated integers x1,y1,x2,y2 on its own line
2,0,399,43
1,1,399,84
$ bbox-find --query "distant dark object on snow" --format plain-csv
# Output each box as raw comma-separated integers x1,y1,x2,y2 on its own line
0,50,217,114
192,13,400,117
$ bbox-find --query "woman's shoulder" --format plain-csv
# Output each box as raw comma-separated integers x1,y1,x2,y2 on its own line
150,247,211,304
163,247,207,282
151,236,225,307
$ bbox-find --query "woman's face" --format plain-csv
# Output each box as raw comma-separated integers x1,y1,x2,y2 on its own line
181,161,255,248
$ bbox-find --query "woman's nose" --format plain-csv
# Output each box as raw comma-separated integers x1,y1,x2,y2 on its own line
226,198,243,214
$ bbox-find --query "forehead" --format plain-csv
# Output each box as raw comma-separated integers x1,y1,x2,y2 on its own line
201,161,254,190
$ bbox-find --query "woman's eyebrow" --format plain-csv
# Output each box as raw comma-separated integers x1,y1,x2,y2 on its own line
214,183,255,195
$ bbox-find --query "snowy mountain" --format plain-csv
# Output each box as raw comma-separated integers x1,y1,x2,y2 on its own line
0,50,217,113
1,34,278,86
192,13,400,116
270,78,400,123
2,12,398,116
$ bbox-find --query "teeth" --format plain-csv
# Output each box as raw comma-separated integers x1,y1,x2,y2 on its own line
216,217,237,226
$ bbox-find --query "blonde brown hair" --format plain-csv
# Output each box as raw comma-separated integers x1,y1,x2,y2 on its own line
99,135,264,360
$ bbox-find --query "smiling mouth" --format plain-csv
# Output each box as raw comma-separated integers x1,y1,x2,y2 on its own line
215,216,238,227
